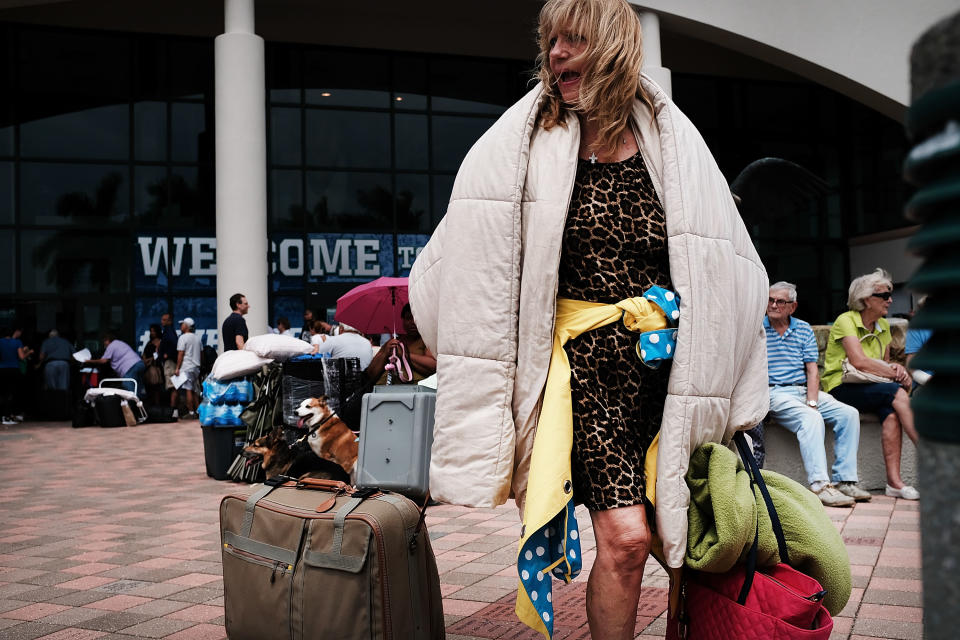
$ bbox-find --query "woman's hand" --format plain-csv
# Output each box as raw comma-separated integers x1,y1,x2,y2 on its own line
382,338,402,352
888,362,911,387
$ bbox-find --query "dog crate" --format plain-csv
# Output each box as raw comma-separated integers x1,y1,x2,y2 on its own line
281,356,364,431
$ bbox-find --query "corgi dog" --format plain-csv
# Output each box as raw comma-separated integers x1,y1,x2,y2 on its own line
295,396,359,481
243,426,350,483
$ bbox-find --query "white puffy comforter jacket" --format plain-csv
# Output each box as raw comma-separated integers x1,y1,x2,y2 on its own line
409,75,769,567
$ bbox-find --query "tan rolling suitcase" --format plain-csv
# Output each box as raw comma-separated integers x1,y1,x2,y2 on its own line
220,477,445,640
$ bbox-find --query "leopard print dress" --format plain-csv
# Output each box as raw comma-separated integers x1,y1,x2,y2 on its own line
557,150,673,512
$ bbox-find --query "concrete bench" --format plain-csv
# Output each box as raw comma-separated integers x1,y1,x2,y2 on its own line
760,318,917,490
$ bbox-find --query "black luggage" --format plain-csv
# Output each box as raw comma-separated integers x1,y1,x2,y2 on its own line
144,404,177,423
38,389,72,421
94,395,126,428
72,400,97,428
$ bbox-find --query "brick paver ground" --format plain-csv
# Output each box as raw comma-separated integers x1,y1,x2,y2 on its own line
0,421,923,639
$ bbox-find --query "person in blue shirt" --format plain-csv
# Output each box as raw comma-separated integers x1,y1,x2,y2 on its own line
904,296,933,386
765,281,870,507
1,326,29,424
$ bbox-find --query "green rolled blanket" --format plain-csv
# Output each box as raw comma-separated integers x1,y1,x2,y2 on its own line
685,442,851,616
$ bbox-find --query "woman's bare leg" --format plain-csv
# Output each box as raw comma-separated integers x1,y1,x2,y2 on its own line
892,388,919,445
881,412,904,487
586,504,651,640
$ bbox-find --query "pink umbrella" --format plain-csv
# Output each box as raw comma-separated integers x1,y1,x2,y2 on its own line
334,276,409,336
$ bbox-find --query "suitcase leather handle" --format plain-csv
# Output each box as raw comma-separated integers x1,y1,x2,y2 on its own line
290,477,352,493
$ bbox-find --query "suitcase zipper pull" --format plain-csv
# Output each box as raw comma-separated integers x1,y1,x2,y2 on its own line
270,560,281,584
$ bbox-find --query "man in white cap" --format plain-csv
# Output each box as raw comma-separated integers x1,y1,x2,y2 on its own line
173,317,202,418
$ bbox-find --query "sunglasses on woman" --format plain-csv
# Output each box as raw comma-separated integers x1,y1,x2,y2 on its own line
870,291,893,300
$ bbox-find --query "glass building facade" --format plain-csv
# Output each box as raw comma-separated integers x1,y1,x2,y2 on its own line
0,22,910,352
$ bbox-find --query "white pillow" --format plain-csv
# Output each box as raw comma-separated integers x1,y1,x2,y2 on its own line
210,349,274,381
244,333,312,361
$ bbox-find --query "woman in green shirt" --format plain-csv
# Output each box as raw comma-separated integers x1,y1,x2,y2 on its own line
823,268,918,500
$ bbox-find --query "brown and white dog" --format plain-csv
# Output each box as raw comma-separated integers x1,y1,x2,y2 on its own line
243,427,350,483
295,396,359,481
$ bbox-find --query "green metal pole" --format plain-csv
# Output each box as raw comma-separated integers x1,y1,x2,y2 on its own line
904,12,960,639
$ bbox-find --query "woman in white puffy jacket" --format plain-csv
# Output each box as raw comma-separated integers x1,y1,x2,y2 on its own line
409,0,769,637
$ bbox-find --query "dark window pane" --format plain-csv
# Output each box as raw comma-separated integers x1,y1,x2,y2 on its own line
0,231,14,294
392,56,427,110
395,114,428,170
0,32,10,155
270,169,305,230
133,165,168,226
304,50,389,108
171,102,207,162
0,162,12,224
18,29,130,106
306,171,392,230
170,166,210,224
21,163,128,225
168,40,212,100
395,174,429,233
305,110,390,169
430,59,510,114
270,107,302,165
0,125,11,157
135,101,167,161
20,104,129,160
21,230,129,294
431,116,494,171
134,37,166,100
672,76,721,131
268,45,301,103
432,174,454,225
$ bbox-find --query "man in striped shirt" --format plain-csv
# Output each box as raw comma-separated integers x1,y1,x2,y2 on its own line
765,281,870,507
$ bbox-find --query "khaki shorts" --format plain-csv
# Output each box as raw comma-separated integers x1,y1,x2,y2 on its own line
163,359,177,390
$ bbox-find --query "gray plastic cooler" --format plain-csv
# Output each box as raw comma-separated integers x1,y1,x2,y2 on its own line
355,385,436,500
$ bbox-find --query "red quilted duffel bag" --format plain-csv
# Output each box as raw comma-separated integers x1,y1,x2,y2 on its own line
666,432,833,640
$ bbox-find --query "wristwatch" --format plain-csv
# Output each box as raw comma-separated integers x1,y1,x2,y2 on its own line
806,399,818,408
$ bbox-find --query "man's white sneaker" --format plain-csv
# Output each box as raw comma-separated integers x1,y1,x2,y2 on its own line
1,416,17,425
812,484,855,507
836,481,872,502
885,484,919,500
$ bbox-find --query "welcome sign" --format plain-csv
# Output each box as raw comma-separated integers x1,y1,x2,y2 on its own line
134,233,429,286
133,232,430,350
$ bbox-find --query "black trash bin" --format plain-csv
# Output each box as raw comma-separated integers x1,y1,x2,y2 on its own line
201,424,246,480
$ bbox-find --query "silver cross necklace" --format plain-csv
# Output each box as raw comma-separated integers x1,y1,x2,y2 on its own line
588,136,629,164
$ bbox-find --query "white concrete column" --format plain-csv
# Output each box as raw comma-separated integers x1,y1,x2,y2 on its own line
215,0,268,351
639,11,672,97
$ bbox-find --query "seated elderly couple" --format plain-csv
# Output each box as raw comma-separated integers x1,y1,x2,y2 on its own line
765,269,919,507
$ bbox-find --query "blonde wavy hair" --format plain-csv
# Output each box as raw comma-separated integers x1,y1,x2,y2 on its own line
536,0,653,155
